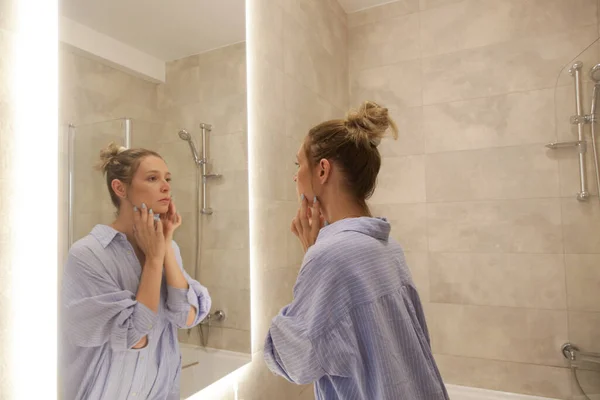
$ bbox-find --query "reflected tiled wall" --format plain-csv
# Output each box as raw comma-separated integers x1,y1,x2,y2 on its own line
348,1,600,398
156,43,251,353
242,0,348,398
0,0,15,397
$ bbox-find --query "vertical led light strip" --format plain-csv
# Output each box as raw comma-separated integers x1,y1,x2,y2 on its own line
12,0,58,398
245,0,258,355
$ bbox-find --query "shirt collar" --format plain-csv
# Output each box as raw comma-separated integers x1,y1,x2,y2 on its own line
317,217,390,242
90,224,127,248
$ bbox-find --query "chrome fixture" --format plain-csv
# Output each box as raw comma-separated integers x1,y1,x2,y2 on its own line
588,64,600,201
178,125,223,215
561,342,599,400
199,123,222,215
547,61,600,201
562,342,600,366
570,61,589,200
198,310,227,348
178,129,202,165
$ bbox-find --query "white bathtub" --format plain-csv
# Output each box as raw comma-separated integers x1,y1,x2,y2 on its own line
446,384,560,400
179,343,251,399
177,347,562,400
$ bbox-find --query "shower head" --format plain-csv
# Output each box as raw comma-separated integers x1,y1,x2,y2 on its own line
178,129,201,165
591,64,600,83
178,129,192,141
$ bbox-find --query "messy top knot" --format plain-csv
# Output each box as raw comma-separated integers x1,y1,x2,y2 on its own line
96,142,162,210
344,101,398,148
304,101,399,214
97,142,128,173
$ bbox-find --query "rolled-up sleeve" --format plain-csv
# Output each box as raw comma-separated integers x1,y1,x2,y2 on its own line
264,258,327,385
264,306,326,384
164,241,211,328
62,250,158,352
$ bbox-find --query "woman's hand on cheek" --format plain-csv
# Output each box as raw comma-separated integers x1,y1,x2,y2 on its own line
291,194,323,253
161,200,182,242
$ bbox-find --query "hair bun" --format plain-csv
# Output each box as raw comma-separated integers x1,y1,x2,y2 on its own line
97,142,126,172
345,101,398,147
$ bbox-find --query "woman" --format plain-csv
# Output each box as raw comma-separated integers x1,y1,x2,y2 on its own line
264,102,449,399
61,143,211,400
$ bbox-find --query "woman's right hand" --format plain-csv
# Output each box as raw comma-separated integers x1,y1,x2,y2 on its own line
133,203,166,264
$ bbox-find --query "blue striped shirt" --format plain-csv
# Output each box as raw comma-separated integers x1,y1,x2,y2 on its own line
61,225,211,400
264,217,449,400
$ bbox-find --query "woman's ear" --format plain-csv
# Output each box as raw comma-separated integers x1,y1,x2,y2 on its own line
319,159,331,184
111,179,127,200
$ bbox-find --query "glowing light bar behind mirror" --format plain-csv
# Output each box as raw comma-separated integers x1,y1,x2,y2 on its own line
12,0,59,398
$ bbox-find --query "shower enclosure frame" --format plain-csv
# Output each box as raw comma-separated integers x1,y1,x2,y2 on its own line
66,118,131,248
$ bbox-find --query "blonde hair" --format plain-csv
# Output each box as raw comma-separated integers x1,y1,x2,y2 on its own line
304,101,398,211
96,142,162,209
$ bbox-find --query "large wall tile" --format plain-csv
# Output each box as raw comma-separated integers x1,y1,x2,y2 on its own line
370,156,426,204
566,254,600,312
435,354,572,399
351,60,422,109
430,253,567,309
569,311,600,353
420,0,596,57
423,89,556,153
429,303,568,366
349,13,420,73
427,199,563,253
370,203,428,252
425,145,560,201
422,25,599,105
562,199,600,254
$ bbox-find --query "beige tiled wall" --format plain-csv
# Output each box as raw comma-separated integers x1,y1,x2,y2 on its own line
0,1,15,397
239,0,348,398
348,0,600,398
157,43,250,353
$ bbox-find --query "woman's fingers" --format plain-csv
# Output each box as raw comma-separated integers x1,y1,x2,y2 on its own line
140,202,148,225
292,217,301,237
310,197,320,237
133,206,140,231
149,209,156,229
299,194,310,233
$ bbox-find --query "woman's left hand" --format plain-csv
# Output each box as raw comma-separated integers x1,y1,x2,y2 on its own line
161,199,182,242
291,194,323,253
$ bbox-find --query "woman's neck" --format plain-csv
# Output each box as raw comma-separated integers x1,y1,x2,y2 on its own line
110,212,136,247
322,196,369,224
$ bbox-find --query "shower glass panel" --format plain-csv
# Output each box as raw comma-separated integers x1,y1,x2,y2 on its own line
553,36,600,400
68,118,129,246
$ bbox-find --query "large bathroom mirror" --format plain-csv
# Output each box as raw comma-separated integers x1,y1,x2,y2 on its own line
58,0,250,398
551,35,600,399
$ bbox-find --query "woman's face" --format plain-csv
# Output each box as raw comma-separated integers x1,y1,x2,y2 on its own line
127,156,172,215
294,142,316,200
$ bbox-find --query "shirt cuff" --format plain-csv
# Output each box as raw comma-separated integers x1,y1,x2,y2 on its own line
132,301,159,334
167,285,198,313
